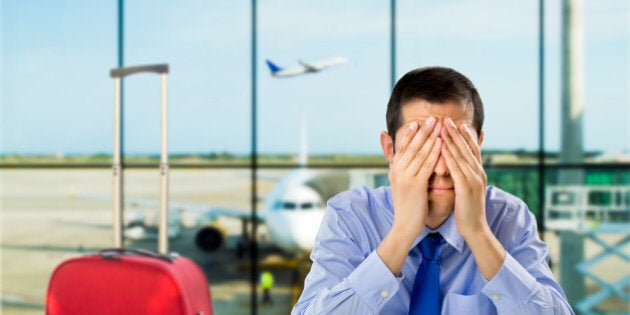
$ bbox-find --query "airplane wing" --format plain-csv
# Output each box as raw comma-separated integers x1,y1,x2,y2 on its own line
122,198,264,251
79,193,264,222
168,201,264,224
76,193,264,248
120,196,265,225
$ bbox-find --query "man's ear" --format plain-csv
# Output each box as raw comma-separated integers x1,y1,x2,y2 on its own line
380,131,395,166
478,131,484,146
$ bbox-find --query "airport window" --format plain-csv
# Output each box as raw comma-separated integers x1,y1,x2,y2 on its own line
1,1,628,314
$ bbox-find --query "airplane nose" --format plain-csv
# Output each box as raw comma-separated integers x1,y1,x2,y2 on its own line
294,230,316,252
291,211,325,252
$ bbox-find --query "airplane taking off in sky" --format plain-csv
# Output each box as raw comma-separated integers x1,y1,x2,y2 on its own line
115,58,379,258
265,57,348,77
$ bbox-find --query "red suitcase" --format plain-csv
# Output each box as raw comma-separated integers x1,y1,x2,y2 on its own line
46,64,213,315
46,249,212,314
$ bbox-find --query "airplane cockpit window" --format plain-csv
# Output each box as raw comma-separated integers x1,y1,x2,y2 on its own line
283,202,297,210
301,203,314,210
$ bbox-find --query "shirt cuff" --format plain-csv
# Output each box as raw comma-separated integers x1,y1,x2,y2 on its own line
481,254,540,310
346,250,401,312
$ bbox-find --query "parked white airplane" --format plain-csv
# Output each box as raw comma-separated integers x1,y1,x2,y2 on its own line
123,167,385,255
122,118,385,255
265,57,348,77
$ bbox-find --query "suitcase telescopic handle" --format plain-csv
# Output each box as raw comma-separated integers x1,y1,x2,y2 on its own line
110,64,169,78
111,63,170,255
99,248,178,263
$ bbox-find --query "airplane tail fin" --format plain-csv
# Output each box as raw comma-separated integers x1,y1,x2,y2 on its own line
265,59,282,73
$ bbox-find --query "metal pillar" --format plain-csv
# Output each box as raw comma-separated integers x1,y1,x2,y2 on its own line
559,0,586,305
250,0,259,313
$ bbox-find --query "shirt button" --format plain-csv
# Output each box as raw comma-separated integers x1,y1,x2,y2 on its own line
380,290,389,298
491,294,500,301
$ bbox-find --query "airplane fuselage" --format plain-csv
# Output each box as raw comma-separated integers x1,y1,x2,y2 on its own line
266,57,347,78
263,168,325,253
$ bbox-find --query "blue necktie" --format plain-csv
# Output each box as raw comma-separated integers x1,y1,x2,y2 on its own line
409,233,445,315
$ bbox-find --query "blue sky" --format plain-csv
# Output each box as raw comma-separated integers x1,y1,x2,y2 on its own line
1,0,628,155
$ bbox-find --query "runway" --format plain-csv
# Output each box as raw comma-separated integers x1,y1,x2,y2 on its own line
1,169,294,315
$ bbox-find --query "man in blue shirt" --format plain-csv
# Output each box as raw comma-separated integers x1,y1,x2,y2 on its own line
292,67,573,314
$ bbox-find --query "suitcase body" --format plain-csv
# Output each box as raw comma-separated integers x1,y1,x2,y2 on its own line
47,249,212,315
46,64,213,314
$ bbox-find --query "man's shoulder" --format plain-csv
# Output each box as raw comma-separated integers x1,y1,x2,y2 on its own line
328,185,391,214
324,186,393,247
486,185,529,210
485,185,537,232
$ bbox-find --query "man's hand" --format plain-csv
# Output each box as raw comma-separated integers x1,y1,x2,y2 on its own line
389,116,442,239
440,117,487,239
441,117,505,280
377,116,442,276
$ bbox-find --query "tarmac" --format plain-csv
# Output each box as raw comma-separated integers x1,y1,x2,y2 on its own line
1,169,628,314
1,169,294,315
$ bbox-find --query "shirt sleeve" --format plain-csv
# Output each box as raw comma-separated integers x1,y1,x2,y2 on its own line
291,201,401,314
481,200,575,315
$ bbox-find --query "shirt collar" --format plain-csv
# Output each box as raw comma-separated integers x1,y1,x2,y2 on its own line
412,214,465,253
384,187,465,252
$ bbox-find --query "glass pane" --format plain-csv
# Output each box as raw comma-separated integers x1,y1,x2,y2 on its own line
398,0,539,151
544,1,629,154
2,2,116,315
259,1,389,156
124,1,256,313
125,0,250,155
1,1,115,155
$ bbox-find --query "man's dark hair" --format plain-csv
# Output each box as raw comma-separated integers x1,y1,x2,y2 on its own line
386,66,484,143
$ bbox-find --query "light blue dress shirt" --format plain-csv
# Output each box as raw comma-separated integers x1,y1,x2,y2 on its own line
292,185,574,314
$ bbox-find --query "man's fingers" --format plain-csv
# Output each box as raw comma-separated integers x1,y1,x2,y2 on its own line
441,122,479,183
444,118,477,168
442,119,487,188
392,121,419,171
460,123,482,164
441,142,464,183
443,118,487,178
417,136,442,179
407,121,441,176
396,117,436,169
457,123,485,175
395,121,419,154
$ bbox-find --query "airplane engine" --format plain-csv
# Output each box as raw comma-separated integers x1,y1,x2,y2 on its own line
195,223,227,252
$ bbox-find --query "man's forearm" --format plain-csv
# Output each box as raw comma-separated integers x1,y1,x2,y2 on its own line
376,227,417,276
464,226,506,281
480,254,575,314
293,251,402,315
